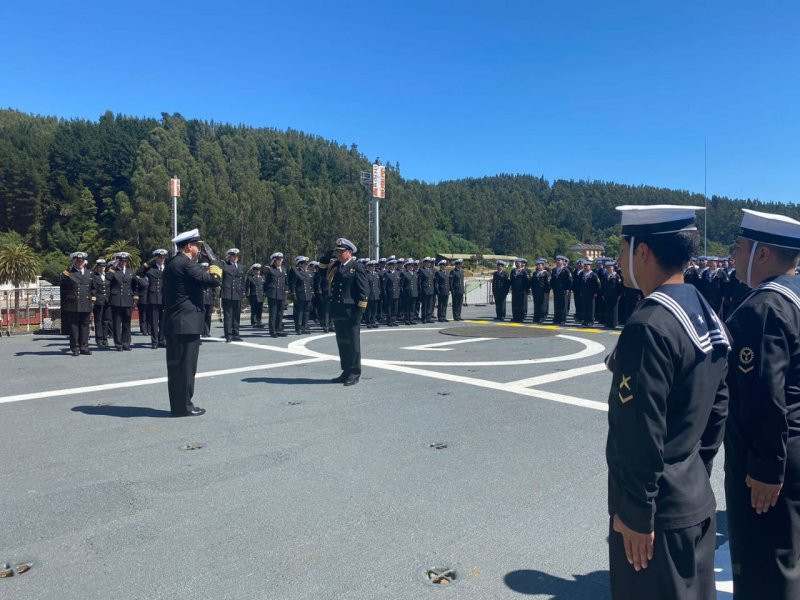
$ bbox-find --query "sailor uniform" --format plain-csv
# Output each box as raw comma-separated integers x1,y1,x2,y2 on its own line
434,268,450,322
108,264,137,350
60,265,93,353
449,265,465,321
551,265,572,325
245,272,265,326
510,264,531,322
264,264,288,336
329,256,369,378
288,266,314,334
91,269,112,345
531,266,551,323
492,267,510,320
220,259,245,340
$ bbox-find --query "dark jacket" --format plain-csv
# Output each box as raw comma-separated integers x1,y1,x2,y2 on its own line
418,267,435,296
367,271,382,301
220,260,245,301
264,266,288,300
91,271,111,306
510,268,531,295
492,270,510,298
60,266,93,313
288,267,314,302
531,268,551,295
245,274,265,302
383,270,402,300
330,258,369,307
449,268,465,295
434,269,450,295
163,253,221,335
108,267,137,308
144,263,166,305
401,269,419,298
551,266,573,293
313,268,330,297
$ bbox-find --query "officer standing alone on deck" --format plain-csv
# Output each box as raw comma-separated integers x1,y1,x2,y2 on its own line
320,238,369,386
163,229,222,417
606,205,729,600
723,209,800,599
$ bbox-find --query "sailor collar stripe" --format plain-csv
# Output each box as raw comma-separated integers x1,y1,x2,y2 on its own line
647,291,730,353
726,280,800,322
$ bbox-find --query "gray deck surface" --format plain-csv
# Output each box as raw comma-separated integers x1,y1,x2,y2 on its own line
1,306,733,599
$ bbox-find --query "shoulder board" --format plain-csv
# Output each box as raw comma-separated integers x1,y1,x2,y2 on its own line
63,270,70,276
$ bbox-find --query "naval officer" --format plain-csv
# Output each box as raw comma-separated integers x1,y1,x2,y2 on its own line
606,205,730,600
60,251,93,356
319,238,369,386
724,209,800,599
163,229,222,417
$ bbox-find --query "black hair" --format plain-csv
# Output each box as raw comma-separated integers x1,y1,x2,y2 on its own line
626,230,699,271
765,243,800,267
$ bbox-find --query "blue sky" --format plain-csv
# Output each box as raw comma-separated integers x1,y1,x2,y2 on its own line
1,1,798,203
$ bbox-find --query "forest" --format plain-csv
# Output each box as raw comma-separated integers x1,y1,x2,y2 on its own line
1,108,797,281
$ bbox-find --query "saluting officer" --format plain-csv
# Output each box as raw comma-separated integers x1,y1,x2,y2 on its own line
91,258,112,346
264,252,288,338
246,263,265,327
383,259,402,326
551,255,572,325
108,251,137,351
220,248,245,342
724,209,800,599
144,249,168,349
492,260,510,320
163,229,222,417
289,256,314,334
577,260,601,327
418,257,435,323
531,258,551,323
201,262,216,337
449,259,465,321
319,238,369,386
434,259,450,322
60,251,93,356
510,258,530,322
606,205,729,600
365,260,382,328
136,267,150,337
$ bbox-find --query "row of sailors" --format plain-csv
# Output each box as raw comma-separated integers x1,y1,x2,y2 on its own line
58,249,469,353
490,255,641,328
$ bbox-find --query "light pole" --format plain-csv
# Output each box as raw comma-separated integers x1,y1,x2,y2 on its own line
169,176,180,254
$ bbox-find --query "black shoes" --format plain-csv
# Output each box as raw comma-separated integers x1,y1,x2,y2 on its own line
343,375,360,386
330,373,348,383
152,342,158,349
71,349,80,357
123,346,131,351
225,337,232,343
270,333,278,338
80,349,91,355
232,336,243,342
173,407,206,417
277,332,287,337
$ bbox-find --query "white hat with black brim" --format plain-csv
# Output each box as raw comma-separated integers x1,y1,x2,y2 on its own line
738,208,800,287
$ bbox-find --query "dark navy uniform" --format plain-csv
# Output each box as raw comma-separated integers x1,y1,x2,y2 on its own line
491,268,510,320
434,267,450,322
576,268,601,327
264,264,287,337
383,267,402,326
701,266,729,316
163,252,221,416
601,269,623,328
60,265,93,354
607,284,729,600
202,272,216,337
449,265,465,320
108,264,136,350
220,259,245,341
288,265,314,334
91,268,111,345
313,267,331,332
365,268,382,327
510,265,531,322
144,262,166,347
418,265,435,323
725,275,800,599
329,256,369,379
531,267,551,323
245,272,265,326
401,267,419,325
551,265,572,325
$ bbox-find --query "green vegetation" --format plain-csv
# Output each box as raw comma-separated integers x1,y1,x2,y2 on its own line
1,109,796,281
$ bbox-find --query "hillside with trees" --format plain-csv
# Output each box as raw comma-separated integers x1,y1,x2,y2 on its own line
1,108,796,281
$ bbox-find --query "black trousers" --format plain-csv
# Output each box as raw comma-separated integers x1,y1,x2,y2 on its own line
149,304,165,345
595,295,607,325
92,304,111,343
138,302,149,335
267,297,284,334
294,299,311,332
511,292,527,321
250,299,263,325
68,311,90,350
366,299,379,325
385,297,399,324
436,294,449,321
332,306,364,376
112,306,132,348
580,294,596,325
533,292,549,322
604,296,620,328
421,294,434,322
553,291,567,324
726,469,800,600
203,304,212,336
166,334,201,416
403,296,418,324
495,293,507,319
221,299,241,338
609,514,716,600
451,293,463,319
316,296,330,331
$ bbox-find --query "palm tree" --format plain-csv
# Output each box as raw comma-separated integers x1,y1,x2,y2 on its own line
103,240,141,270
0,242,42,326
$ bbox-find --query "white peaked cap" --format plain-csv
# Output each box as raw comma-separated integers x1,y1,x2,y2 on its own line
616,205,704,236
739,208,800,250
